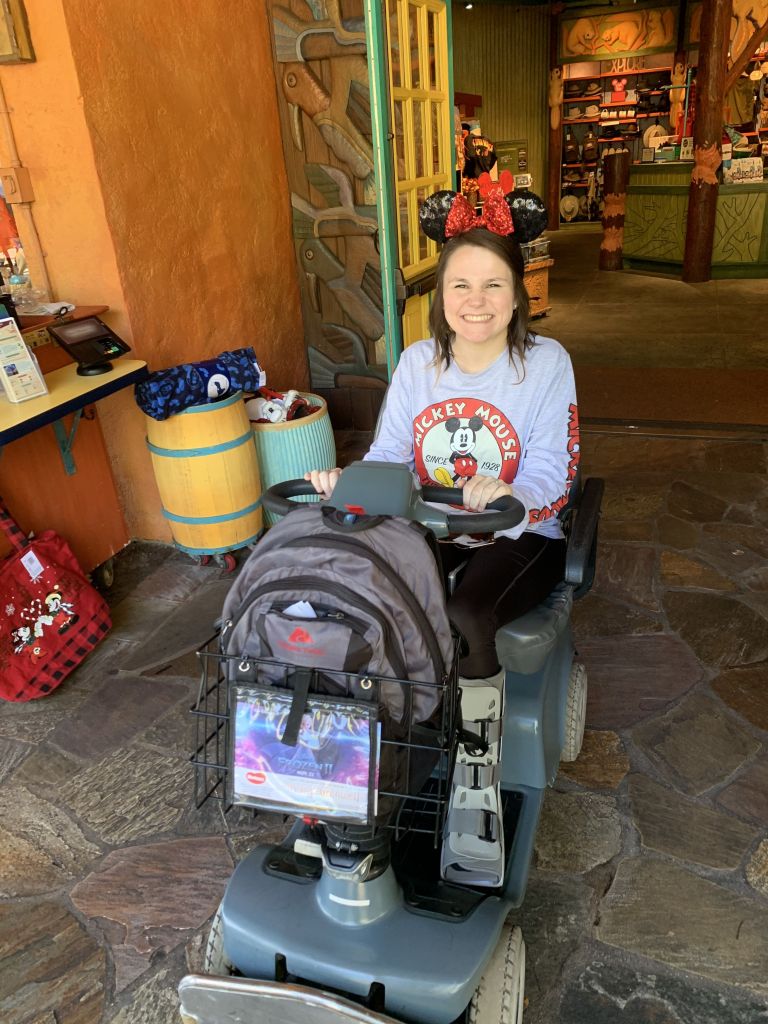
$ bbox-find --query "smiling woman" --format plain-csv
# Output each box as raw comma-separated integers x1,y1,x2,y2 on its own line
306,182,579,685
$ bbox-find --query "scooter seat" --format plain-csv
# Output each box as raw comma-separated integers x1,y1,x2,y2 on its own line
495,582,573,675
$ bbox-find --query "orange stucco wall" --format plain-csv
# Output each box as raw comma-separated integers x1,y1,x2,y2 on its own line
0,0,306,542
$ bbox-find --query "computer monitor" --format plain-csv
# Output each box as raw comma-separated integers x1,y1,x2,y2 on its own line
46,316,131,376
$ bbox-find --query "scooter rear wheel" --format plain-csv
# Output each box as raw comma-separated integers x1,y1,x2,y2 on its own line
468,921,525,1023
204,905,234,976
561,662,588,763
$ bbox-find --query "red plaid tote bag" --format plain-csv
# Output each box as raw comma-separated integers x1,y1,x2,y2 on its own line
0,501,111,701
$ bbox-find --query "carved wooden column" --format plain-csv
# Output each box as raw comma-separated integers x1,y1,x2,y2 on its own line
547,9,563,232
599,150,631,271
682,0,733,282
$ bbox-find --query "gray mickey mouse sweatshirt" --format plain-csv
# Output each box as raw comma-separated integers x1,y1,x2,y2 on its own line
364,336,580,540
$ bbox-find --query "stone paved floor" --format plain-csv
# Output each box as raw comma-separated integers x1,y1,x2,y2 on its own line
1,426,767,1023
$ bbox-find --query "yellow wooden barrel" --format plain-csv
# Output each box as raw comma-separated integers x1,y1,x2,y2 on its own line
145,392,262,556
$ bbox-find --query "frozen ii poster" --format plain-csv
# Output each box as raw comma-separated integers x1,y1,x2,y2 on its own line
232,688,379,822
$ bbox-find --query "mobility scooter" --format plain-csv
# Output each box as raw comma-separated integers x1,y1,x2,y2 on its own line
179,460,603,1024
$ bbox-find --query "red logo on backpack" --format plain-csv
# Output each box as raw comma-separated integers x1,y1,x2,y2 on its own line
288,627,313,644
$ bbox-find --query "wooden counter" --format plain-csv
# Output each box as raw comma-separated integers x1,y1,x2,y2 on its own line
622,163,768,277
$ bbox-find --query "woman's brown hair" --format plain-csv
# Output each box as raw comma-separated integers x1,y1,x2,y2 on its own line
428,228,533,369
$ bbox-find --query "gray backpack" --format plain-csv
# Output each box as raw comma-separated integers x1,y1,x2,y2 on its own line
219,504,455,822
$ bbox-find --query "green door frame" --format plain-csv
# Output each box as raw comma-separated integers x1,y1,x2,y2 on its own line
363,0,455,379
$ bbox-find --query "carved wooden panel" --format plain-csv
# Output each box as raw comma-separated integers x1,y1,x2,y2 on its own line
559,5,677,63
268,0,387,412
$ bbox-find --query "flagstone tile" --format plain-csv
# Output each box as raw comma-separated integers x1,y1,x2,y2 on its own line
46,675,188,762
0,737,30,784
572,594,662,638
137,697,195,755
109,596,182,642
742,565,768,591
227,817,294,862
515,875,593,1024
121,579,229,674
627,774,757,869
12,743,82,794
631,693,761,796
746,840,768,899
0,784,101,897
657,513,699,549
711,663,768,732
597,857,768,994
559,951,768,1024
600,520,654,542
580,635,703,729
58,746,188,844
723,505,756,525
558,731,629,790
663,592,768,668
598,477,667,524
0,681,92,743
591,545,658,610
131,557,217,603
716,755,768,825
667,482,728,523
702,521,768,560
107,541,176,608
681,471,767,507
106,966,181,1024
659,550,737,591
534,790,622,874
702,441,767,474
695,529,767,577
0,900,105,1024
71,836,231,993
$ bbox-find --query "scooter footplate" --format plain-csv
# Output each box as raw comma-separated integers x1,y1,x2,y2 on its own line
179,975,400,1024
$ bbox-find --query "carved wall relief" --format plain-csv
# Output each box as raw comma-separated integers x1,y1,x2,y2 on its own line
269,1,388,429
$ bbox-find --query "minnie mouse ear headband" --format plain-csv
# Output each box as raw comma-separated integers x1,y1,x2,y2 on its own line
419,170,547,245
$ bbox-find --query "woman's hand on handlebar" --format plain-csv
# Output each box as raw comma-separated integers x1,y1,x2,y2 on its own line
459,475,513,512
304,467,342,499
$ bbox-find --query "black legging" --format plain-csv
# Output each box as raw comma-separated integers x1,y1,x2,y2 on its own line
440,533,567,679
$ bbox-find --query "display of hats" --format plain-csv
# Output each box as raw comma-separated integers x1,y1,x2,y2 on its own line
560,194,579,221
564,170,583,182
567,106,583,118
565,80,583,96
578,195,590,217
643,123,667,149
585,104,600,117
583,81,601,95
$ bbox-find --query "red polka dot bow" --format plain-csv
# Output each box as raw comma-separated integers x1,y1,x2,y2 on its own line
445,170,516,239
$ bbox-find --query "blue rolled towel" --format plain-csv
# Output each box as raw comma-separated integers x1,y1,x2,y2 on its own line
135,347,266,420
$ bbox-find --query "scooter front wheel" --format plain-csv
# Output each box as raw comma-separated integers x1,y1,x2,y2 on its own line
204,905,234,977
468,921,525,1024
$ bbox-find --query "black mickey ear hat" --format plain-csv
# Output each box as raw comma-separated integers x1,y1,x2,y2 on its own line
418,188,547,245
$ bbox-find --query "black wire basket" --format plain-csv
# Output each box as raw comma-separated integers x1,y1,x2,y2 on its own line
190,639,461,846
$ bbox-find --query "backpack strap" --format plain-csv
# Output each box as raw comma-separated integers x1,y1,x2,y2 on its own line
0,499,27,552
281,667,313,747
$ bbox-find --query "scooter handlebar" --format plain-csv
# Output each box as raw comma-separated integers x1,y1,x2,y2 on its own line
261,479,318,517
421,487,525,536
262,478,526,536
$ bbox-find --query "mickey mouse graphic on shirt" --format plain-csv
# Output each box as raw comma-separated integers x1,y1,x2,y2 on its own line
413,397,521,492
443,416,483,483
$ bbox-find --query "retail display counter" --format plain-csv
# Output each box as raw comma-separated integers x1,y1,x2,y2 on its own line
623,163,768,277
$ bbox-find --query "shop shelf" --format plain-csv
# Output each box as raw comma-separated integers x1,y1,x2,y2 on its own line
564,67,671,82
563,117,600,124
562,162,598,167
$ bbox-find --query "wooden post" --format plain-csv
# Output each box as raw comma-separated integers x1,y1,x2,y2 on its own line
599,151,631,271
546,8,562,232
682,0,733,283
